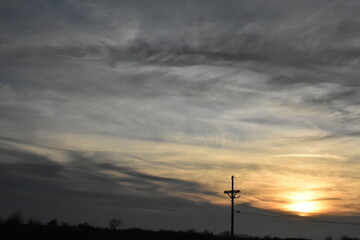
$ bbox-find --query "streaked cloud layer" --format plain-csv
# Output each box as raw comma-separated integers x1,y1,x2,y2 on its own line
0,0,359,238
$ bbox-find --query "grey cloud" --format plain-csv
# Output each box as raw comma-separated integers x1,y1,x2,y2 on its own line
305,88,360,107
95,161,219,196
314,198,343,201
2,0,360,68
320,132,360,140
304,90,360,123
103,0,360,67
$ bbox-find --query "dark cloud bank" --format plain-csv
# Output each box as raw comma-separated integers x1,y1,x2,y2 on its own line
0,143,212,224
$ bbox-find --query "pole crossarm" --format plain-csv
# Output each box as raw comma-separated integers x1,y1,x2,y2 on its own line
224,190,241,198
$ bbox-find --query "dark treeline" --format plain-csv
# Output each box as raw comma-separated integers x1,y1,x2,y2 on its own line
0,211,358,240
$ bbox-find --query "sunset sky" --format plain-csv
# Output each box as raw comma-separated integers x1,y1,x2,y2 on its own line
0,0,359,239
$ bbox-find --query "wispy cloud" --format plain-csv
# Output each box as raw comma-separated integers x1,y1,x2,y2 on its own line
268,154,345,161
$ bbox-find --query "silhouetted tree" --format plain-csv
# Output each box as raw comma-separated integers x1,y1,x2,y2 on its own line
6,211,23,225
202,229,213,235
78,222,91,229
60,221,70,227
27,217,42,225
217,231,230,237
186,228,197,233
108,218,121,231
47,218,58,227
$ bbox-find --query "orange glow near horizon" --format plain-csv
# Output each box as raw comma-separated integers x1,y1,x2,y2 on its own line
283,192,322,216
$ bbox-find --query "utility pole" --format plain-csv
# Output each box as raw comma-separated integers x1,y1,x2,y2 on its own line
224,176,241,239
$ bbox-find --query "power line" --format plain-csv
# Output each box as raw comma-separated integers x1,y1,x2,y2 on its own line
300,218,360,226
213,200,228,233
235,208,360,226
204,198,228,231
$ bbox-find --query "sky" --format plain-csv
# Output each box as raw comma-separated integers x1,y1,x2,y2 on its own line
0,0,360,239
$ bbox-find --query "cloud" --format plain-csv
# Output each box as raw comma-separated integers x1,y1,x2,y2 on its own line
0,145,217,211
269,154,345,161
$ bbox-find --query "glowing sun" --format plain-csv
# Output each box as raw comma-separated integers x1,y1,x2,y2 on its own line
288,201,318,215
285,192,321,216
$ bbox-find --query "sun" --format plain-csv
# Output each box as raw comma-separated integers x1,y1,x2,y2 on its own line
285,192,320,216
287,201,318,215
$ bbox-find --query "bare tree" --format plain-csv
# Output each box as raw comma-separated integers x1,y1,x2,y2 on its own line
108,218,122,231
6,211,23,225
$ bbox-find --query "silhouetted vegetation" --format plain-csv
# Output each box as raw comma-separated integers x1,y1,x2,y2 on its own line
342,236,360,240
109,218,122,231
1,211,358,240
